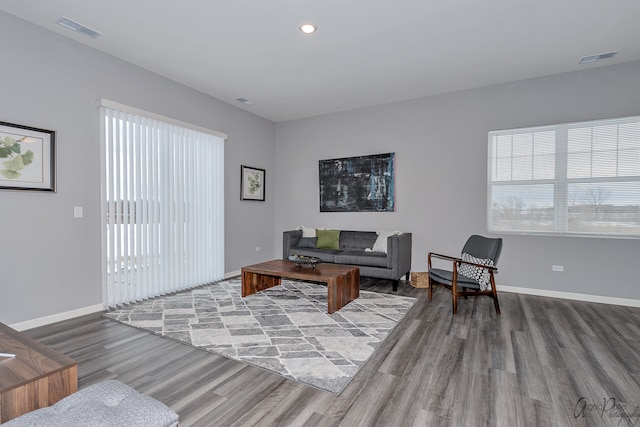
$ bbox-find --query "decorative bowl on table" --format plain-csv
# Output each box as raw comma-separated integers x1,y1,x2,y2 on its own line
288,255,322,269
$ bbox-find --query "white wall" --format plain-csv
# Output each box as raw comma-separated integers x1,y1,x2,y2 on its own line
0,12,276,325
274,60,640,301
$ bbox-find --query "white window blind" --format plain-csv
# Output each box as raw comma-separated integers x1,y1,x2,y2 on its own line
100,100,226,307
488,115,640,237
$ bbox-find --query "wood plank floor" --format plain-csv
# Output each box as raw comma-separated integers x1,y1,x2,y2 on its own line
23,278,640,427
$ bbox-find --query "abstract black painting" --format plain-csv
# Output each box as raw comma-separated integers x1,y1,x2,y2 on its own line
319,153,395,212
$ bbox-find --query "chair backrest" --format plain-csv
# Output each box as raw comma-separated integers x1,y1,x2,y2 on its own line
461,235,503,264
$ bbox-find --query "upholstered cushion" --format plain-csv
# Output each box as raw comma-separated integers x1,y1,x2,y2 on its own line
290,247,338,262
2,380,179,427
371,231,402,254
296,225,317,238
338,231,378,251
297,237,317,248
316,229,341,250
428,268,481,290
334,251,387,268
458,252,493,291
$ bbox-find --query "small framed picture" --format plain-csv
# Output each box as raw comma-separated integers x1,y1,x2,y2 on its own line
241,165,265,201
0,121,56,192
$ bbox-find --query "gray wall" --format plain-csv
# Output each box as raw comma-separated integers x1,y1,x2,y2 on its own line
0,12,276,325
2,11,639,326
274,60,640,301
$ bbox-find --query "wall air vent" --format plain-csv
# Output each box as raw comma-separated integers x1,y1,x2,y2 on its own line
56,17,102,39
579,51,619,64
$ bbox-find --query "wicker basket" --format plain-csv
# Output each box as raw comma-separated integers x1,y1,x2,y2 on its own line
410,271,430,288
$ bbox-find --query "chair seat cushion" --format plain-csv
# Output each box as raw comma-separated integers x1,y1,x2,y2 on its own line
428,268,482,290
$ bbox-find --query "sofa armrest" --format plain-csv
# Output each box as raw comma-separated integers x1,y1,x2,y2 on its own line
387,233,412,276
283,230,302,259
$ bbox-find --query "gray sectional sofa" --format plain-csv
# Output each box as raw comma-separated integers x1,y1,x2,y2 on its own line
283,229,412,291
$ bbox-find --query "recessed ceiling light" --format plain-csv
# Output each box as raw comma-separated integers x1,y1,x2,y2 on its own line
235,97,254,106
299,23,317,34
56,16,101,39
579,51,619,64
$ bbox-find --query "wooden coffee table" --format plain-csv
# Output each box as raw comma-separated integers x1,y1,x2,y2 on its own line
0,322,78,423
241,259,360,314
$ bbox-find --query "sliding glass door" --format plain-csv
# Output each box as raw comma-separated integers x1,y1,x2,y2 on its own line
99,100,225,307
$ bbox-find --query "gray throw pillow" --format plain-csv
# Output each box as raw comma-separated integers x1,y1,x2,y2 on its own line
297,237,317,248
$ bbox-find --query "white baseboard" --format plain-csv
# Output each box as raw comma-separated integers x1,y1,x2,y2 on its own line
225,270,241,278
10,272,242,331
228,272,640,308
9,304,105,331
497,285,640,308
11,278,635,331
222,271,640,308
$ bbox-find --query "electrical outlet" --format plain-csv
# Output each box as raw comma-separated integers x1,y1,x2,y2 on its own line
74,206,83,218
552,265,564,272
256,246,261,252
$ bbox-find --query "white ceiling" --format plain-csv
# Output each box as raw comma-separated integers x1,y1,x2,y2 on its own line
2,1,639,122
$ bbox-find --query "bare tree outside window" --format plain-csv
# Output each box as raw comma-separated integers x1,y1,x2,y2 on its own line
583,187,612,221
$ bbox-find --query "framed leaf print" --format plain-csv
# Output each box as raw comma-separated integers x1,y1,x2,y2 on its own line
241,165,265,201
0,121,56,192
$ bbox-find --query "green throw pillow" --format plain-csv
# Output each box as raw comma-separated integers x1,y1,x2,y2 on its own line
316,229,340,250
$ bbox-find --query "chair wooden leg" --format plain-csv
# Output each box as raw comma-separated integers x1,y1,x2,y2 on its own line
452,292,458,315
451,282,458,315
492,293,500,314
427,277,433,300
490,277,501,315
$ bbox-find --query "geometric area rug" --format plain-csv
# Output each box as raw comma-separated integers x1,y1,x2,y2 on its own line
104,277,416,394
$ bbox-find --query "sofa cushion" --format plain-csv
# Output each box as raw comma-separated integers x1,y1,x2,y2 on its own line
371,230,402,254
316,229,340,250
290,247,339,262
297,237,317,248
334,251,388,268
339,231,378,251
296,225,318,238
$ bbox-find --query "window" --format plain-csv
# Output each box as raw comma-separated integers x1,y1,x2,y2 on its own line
99,100,226,307
488,115,640,237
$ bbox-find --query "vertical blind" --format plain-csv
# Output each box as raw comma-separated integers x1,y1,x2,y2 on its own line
488,115,640,237
100,101,226,307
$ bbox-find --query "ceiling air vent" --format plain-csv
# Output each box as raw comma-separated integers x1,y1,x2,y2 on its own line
235,97,255,106
579,51,619,64
56,17,102,39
